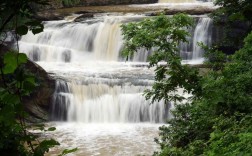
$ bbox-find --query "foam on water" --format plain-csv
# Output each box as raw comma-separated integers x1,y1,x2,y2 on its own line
42,123,162,156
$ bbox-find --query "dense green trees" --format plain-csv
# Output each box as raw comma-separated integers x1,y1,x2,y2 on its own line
121,1,252,155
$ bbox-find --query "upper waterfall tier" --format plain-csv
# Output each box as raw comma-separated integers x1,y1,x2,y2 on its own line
19,14,212,63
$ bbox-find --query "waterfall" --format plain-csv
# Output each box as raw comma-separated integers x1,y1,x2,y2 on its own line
192,18,213,60
52,80,169,123
19,14,212,123
19,12,213,155
19,19,122,62
180,17,213,61
20,15,212,63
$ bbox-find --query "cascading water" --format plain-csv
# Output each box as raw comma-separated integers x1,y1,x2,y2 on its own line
53,81,168,123
20,15,212,63
19,13,212,155
180,17,213,62
192,18,213,59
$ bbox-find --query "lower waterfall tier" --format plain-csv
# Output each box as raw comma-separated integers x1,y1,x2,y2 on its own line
47,61,173,123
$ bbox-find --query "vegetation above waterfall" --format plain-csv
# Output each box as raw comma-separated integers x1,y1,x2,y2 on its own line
121,1,252,155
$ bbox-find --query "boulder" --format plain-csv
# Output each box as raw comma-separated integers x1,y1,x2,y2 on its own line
23,60,55,122
0,45,55,122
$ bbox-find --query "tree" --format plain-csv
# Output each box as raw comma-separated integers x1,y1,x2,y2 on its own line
0,1,77,155
121,14,201,104
212,0,252,54
121,13,252,155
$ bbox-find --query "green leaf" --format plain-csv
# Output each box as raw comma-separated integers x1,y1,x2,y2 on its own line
26,21,41,26
58,148,78,156
3,52,17,74
39,139,60,147
32,28,44,35
34,139,60,156
33,124,46,131
47,127,56,131
2,93,20,106
17,53,28,64
16,25,29,35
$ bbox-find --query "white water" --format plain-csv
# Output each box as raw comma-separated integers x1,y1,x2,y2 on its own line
41,123,161,156
192,18,213,59
159,0,213,3
135,0,215,8
20,15,212,63
20,13,212,155
180,17,213,62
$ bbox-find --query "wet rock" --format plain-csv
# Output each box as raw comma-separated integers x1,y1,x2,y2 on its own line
34,11,67,21
62,50,71,62
30,47,41,62
23,60,55,122
0,45,55,122
74,13,94,22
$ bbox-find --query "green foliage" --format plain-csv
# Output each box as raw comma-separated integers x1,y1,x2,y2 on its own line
62,0,80,7
214,0,252,22
0,52,61,155
0,0,47,41
59,148,78,156
0,42,77,156
211,0,252,51
0,0,77,155
199,42,228,71
122,13,252,155
154,30,252,156
205,115,252,156
121,14,201,103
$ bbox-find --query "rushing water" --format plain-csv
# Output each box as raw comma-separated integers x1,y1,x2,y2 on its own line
20,9,212,155
158,0,213,3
